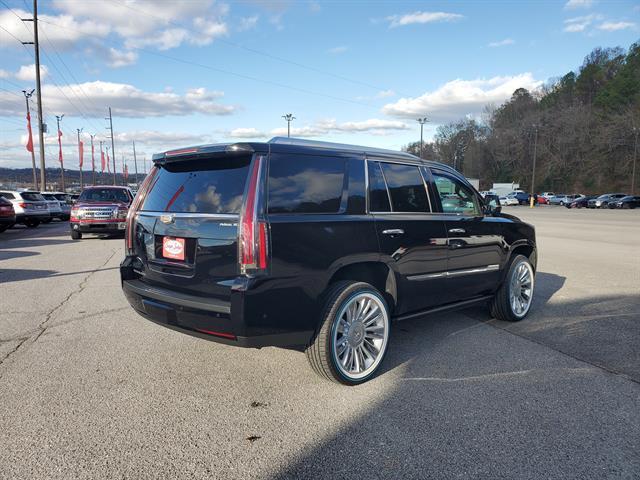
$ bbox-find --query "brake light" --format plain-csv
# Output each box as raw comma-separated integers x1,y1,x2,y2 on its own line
18,202,28,208
125,166,159,255
239,155,268,274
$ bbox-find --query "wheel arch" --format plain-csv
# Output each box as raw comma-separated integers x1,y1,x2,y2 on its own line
327,261,398,314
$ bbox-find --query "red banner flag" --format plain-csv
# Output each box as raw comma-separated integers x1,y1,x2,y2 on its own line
58,128,64,166
106,151,111,173
124,163,128,181
79,140,84,168
100,149,105,172
26,111,34,153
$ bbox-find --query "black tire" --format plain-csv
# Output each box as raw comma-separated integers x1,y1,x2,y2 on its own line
490,254,535,322
24,220,39,228
71,230,82,240
560,201,565,206
306,281,391,385
0,224,8,233
622,203,630,209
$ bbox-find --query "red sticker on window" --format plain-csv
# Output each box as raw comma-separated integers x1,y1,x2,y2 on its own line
162,236,185,261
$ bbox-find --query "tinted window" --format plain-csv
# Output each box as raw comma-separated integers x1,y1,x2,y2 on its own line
431,171,481,216
268,155,345,214
79,188,131,204
367,162,390,212
379,162,429,212
0,192,15,199
142,156,251,213
20,192,45,201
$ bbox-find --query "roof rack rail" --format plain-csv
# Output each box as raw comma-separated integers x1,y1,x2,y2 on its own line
268,137,417,159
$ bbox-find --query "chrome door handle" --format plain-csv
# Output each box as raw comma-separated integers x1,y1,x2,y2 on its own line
448,228,466,234
382,229,404,235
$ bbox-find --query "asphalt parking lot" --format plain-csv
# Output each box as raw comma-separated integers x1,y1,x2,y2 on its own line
1,207,639,479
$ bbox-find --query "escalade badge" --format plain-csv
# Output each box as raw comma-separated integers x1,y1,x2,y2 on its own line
160,214,175,224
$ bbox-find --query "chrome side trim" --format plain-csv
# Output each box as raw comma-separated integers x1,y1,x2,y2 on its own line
408,264,499,281
138,211,239,219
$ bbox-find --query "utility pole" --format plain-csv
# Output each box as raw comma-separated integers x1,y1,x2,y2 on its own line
22,89,38,190
416,117,428,159
132,140,139,186
21,0,47,190
106,107,116,185
76,128,83,189
56,115,65,192
282,113,295,138
89,134,96,185
530,124,538,208
632,127,638,195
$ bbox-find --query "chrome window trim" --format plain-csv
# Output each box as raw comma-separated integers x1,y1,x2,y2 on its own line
407,264,499,281
138,211,239,219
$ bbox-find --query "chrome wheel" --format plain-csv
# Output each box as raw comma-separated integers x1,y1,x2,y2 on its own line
509,261,534,318
331,292,389,380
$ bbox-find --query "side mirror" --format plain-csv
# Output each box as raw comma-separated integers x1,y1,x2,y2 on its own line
484,199,501,215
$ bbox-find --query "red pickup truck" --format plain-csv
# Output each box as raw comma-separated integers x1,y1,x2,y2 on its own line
70,186,134,240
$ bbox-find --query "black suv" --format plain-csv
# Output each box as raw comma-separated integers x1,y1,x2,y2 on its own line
121,138,537,385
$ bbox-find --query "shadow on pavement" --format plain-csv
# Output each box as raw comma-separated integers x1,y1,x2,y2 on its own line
0,266,120,283
271,291,640,479
0,250,41,260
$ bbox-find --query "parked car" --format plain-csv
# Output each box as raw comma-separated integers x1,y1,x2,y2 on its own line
48,192,72,220
609,195,640,209
549,194,583,206
588,193,627,208
567,195,596,208
500,195,519,206
507,191,529,205
0,196,16,232
121,138,538,385
70,186,134,239
536,195,549,205
540,192,555,200
0,190,50,227
40,193,65,222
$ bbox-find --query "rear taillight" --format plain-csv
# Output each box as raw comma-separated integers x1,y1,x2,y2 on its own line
125,167,159,255
239,155,268,274
18,202,28,208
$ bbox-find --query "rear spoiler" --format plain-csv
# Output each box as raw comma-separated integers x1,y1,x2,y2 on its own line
152,143,260,165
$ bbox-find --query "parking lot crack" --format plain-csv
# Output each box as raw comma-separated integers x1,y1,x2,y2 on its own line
0,248,119,375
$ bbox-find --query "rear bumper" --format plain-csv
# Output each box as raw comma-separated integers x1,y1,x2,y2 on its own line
0,215,16,225
121,267,313,348
15,212,50,222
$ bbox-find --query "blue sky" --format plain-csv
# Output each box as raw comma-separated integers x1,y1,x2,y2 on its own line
1,0,638,170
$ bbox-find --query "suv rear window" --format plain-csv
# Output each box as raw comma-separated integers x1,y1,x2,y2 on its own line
267,154,345,214
79,188,131,203
142,156,251,213
20,192,45,201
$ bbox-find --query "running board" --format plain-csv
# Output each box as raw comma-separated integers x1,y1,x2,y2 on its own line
393,295,493,322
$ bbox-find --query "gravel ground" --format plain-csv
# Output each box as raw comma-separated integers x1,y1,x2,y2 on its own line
1,207,639,479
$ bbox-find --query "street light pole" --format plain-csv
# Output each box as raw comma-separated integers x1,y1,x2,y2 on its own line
530,124,538,208
632,127,638,195
22,89,38,190
416,117,428,158
282,113,295,138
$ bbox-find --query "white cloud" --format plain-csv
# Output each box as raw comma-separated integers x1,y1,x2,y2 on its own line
376,90,396,98
564,0,594,9
563,14,602,32
12,64,49,82
386,11,463,28
327,45,348,54
0,69,9,78
488,38,515,48
106,48,138,68
228,128,267,138
238,15,259,31
382,73,543,122
597,21,636,31
0,81,236,117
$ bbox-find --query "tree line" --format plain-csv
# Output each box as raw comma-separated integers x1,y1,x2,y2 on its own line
405,40,640,194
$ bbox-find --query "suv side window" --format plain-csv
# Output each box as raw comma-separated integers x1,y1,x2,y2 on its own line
268,154,346,214
379,162,430,213
431,170,481,216
367,162,391,212
0,192,14,199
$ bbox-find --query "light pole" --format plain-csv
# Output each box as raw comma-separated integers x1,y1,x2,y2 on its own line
282,113,295,138
530,124,538,208
632,127,638,195
22,89,38,190
416,117,428,159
